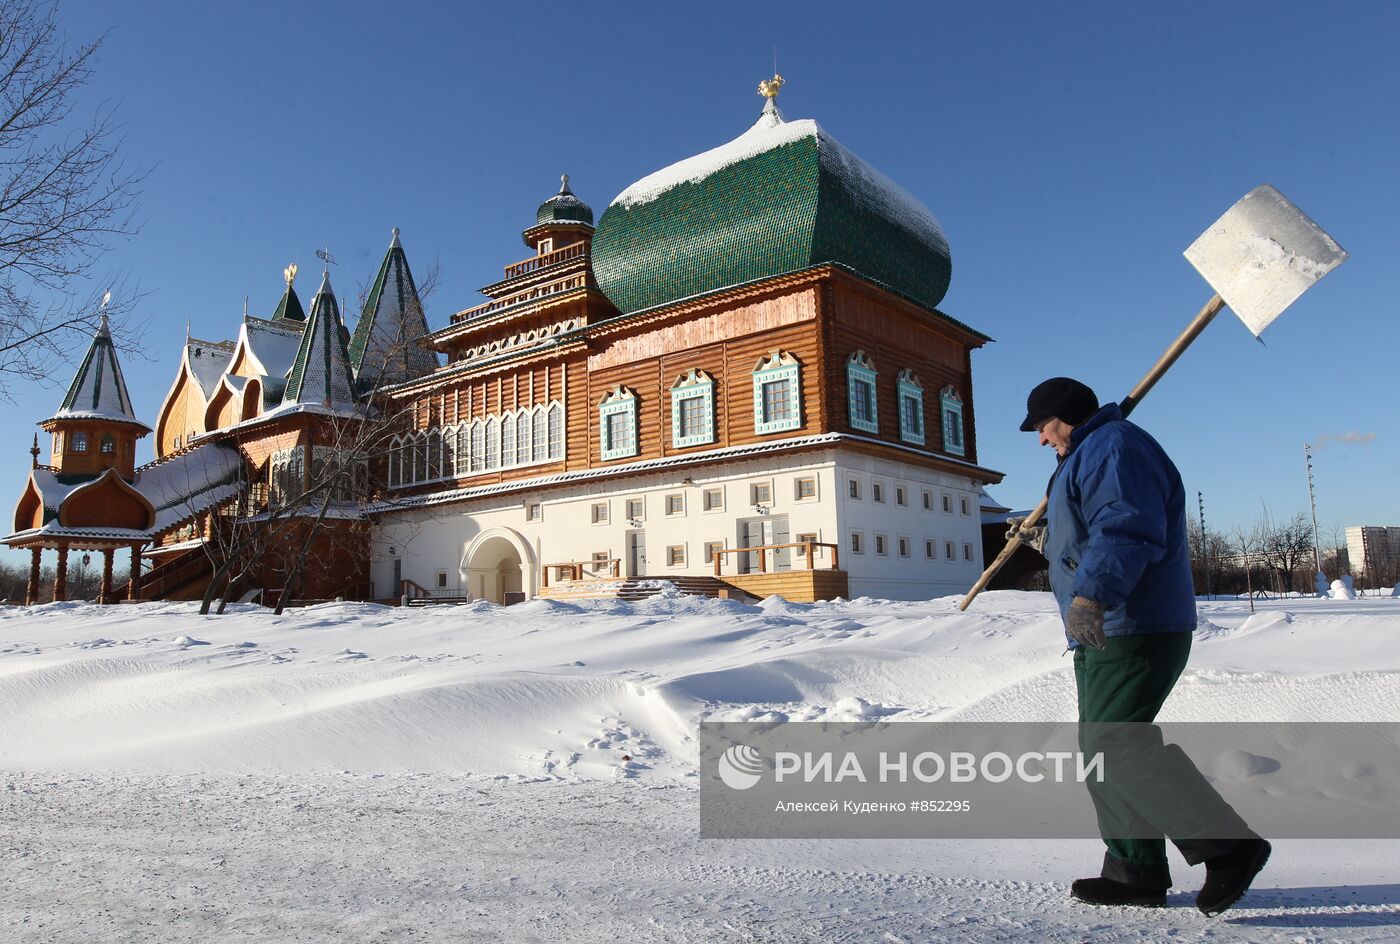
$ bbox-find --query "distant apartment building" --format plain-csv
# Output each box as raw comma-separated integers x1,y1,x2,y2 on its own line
1345,526,1400,582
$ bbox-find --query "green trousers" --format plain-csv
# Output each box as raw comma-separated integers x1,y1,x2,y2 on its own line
1074,632,1250,889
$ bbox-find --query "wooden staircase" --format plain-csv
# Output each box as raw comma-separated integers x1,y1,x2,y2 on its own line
119,546,214,601
537,575,755,603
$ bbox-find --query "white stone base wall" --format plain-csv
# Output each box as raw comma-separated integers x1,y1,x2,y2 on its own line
369,448,985,603
831,451,986,600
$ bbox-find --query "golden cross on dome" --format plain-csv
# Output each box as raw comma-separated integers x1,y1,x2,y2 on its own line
284,262,298,286
758,73,784,100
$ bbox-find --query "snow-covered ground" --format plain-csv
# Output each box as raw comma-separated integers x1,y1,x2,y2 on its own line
3,591,1398,942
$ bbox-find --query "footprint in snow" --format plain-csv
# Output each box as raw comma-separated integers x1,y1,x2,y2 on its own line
76,638,115,649
336,648,369,660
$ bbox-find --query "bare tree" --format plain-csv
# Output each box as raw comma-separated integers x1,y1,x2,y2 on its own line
1258,512,1315,595
191,316,436,615
1187,519,1235,598
0,559,30,602
1231,523,1266,613
0,0,143,397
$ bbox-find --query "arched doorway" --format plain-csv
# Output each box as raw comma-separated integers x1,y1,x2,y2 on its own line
461,528,535,604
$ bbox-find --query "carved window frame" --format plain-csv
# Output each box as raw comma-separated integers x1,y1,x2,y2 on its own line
599,386,639,461
940,386,966,457
670,369,716,448
897,370,926,446
846,351,879,434
752,352,801,436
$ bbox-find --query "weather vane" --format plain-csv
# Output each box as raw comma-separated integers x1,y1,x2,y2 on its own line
315,248,337,272
758,73,784,100
284,262,298,286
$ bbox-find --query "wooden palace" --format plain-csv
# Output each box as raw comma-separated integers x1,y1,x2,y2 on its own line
6,79,1004,605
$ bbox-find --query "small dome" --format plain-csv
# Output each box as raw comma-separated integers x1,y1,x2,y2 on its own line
536,174,594,226
592,104,952,316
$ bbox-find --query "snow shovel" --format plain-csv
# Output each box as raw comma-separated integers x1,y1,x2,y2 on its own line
959,184,1347,611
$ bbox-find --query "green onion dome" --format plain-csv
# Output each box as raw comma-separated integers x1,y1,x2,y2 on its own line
536,174,594,226
591,99,952,315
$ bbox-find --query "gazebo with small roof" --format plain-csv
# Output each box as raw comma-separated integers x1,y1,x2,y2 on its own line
5,314,154,604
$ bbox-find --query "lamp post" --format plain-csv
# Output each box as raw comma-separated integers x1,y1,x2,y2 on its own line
1304,443,1326,596
1197,491,1212,602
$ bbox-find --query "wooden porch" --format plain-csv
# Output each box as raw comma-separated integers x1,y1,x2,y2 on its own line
711,541,848,603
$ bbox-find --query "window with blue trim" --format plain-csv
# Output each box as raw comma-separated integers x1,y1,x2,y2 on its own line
753,352,801,435
940,386,965,456
897,370,925,445
670,369,716,448
846,351,878,433
599,386,639,460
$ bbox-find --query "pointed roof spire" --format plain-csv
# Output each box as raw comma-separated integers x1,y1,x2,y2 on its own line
281,270,357,407
535,174,594,227
348,228,436,391
46,312,149,431
757,73,785,127
271,262,307,322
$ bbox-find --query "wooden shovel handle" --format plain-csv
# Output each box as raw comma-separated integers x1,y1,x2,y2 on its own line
959,497,1048,611
959,293,1226,612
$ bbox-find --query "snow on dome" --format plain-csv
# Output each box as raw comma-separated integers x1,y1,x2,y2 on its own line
592,101,958,317
611,109,949,257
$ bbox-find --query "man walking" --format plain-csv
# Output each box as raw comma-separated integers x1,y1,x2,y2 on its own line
1012,377,1271,915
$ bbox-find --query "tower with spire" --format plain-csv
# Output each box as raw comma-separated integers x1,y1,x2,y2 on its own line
41,313,151,480
283,270,357,407
271,263,307,322
348,229,436,392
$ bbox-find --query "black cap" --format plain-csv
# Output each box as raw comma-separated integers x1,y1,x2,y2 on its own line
1019,377,1099,432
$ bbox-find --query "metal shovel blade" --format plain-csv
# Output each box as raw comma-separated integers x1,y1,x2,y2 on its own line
1183,184,1348,337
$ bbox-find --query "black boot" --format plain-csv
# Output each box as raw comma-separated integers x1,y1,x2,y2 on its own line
1196,838,1271,916
1070,877,1167,908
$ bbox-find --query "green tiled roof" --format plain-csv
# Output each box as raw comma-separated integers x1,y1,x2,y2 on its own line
271,282,306,322
536,174,594,226
282,272,357,407
592,108,952,317
47,313,150,430
348,229,436,391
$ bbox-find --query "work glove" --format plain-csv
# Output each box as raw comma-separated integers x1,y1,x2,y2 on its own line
1005,516,1047,554
1066,596,1107,650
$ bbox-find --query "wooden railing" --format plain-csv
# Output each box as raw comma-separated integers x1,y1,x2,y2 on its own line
451,273,588,324
713,542,841,576
541,558,621,587
501,242,587,281
124,545,209,600
399,578,471,602
135,436,207,473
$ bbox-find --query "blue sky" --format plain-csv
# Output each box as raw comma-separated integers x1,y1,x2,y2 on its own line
6,0,1396,565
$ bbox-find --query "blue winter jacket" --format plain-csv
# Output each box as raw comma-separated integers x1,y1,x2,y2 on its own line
1044,403,1196,646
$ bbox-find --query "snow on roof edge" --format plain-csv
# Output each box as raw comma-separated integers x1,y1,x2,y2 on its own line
609,111,948,255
